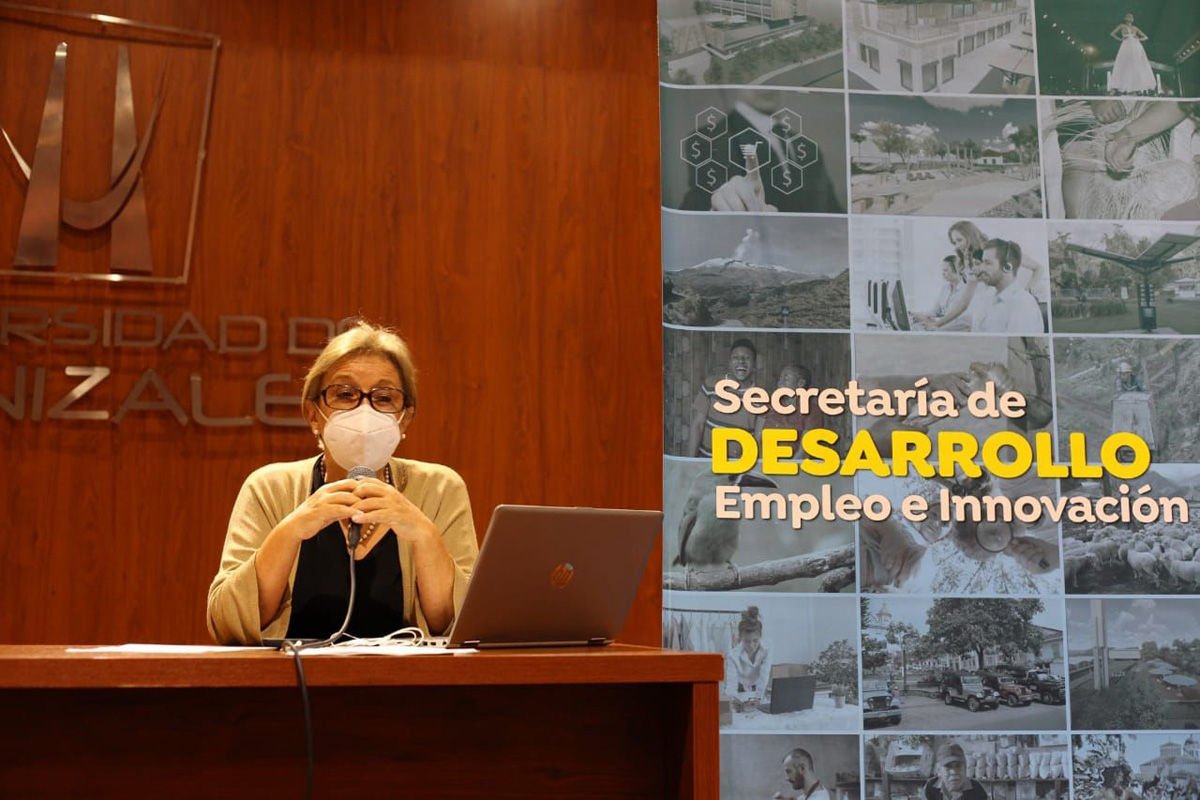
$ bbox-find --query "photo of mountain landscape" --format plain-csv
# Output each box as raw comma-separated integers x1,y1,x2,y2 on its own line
663,212,850,329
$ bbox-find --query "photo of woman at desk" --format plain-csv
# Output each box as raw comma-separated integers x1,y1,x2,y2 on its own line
664,594,860,731
206,322,479,645
726,606,774,711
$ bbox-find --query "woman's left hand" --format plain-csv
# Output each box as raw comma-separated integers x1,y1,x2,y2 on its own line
349,479,438,544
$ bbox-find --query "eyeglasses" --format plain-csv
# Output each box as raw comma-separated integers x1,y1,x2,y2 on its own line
318,384,406,414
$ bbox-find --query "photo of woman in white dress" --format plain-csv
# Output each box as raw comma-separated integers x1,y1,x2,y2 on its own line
1108,13,1157,96
1036,0,1199,98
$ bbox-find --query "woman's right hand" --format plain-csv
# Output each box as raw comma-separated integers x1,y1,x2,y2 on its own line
282,479,361,541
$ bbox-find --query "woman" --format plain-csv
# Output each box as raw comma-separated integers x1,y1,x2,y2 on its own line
724,606,773,710
912,256,971,332
207,322,478,645
930,257,967,320
917,222,986,331
927,221,1048,329
1109,14,1156,96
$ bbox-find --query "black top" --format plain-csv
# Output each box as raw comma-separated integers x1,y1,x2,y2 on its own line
284,458,406,640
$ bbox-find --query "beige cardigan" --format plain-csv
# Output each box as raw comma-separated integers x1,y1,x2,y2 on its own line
206,456,478,645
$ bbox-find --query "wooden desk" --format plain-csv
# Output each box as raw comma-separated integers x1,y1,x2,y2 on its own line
0,644,720,799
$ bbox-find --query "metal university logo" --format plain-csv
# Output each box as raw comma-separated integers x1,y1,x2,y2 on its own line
0,5,219,284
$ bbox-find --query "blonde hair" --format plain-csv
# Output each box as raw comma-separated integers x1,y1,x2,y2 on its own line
738,605,763,637
302,321,418,412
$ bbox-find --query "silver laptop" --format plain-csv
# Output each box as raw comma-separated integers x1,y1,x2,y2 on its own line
446,505,662,649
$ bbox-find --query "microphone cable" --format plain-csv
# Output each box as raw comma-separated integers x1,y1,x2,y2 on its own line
284,518,362,800
283,639,315,800
282,464,375,798
282,464,374,799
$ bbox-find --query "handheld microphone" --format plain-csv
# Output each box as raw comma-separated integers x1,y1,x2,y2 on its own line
345,465,375,548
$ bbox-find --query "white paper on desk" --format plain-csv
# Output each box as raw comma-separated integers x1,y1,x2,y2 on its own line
65,644,261,654
297,645,476,656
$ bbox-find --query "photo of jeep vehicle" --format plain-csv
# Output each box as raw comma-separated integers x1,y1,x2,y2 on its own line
1019,670,1066,705
940,672,1000,712
995,666,1066,705
863,678,902,727
860,599,1069,730
979,671,1034,707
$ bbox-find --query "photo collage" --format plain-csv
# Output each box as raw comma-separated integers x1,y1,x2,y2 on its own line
659,0,1200,797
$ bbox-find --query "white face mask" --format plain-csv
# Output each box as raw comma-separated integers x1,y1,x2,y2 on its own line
319,404,403,472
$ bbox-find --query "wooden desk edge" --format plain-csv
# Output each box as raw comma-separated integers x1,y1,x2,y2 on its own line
0,644,724,689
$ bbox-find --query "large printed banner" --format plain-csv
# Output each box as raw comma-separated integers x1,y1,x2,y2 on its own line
659,0,1200,797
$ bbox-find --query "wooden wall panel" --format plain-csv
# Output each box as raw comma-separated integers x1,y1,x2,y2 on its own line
0,0,662,645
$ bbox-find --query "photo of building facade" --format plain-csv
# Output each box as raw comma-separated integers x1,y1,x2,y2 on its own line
660,0,845,86
847,0,1034,94
1136,737,1200,780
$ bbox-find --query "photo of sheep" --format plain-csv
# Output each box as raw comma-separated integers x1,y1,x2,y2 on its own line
1061,466,1200,594
1068,598,1200,730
